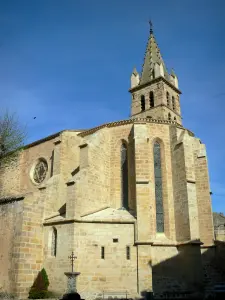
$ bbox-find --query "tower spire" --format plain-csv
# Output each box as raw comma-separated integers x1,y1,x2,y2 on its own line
129,21,181,124
140,22,169,85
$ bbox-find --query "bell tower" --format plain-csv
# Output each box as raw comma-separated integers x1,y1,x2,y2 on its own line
129,22,182,124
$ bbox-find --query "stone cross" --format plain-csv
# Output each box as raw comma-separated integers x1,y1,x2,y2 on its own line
68,251,77,273
149,20,153,33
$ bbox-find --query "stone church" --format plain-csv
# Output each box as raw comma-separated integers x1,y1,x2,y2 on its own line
0,24,223,299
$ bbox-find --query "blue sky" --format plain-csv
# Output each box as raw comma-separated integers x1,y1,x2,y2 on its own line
0,0,225,213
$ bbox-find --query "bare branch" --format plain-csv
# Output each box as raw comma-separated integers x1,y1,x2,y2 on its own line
0,110,27,166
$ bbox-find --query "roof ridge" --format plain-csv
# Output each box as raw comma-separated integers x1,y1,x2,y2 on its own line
78,117,179,137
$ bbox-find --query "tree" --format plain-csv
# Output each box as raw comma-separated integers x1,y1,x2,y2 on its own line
0,111,27,166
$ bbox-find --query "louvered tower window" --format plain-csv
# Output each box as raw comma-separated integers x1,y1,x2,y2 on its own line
154,142,164,232
150,91,154,108
141,95,145,111
121,143,129,209
166,92,170,106
172,96,175,110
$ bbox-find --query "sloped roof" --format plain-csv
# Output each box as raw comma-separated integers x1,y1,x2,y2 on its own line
81,207,136,223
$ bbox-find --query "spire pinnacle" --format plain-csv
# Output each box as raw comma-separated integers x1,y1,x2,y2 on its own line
171,68,176,77
132,67,138,76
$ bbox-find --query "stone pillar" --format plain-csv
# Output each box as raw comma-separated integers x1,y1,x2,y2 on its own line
66,180,76,219
137,245,153,295
133,124,153,294
182,133,200,241
172,129,200,241
195,144,214,245
14,189,45,299
134,124,152,241
53,139,61,175
64,272,80,293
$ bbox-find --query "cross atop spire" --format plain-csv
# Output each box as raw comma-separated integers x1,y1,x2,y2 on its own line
149,20,153,34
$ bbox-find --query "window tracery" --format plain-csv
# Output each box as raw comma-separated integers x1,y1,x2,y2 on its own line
154,142,164,232
121,143,128,209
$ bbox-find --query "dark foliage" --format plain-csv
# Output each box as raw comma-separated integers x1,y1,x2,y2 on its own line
28,268,50,299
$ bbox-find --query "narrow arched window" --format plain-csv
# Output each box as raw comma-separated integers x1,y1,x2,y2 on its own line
152,69,155,79
174,116,176,121
141,95,145,111
51,227,57,257
150,91,154,108
172,96,175,110
121,143,128,209
154,142,164,233
166,92,170,106
168,113,171,120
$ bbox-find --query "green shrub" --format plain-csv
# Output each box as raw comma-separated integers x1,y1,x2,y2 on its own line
28,288,48,299
40,268,49,289
28,268,50,299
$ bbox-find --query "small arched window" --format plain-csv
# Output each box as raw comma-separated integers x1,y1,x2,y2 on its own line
154,142,164,233
141,95,145,111
174,116,177,121
166,92,170,106
172,96,175,110
168,113,171,121
51,227,57,257
121,143,128,209
150,91,154,108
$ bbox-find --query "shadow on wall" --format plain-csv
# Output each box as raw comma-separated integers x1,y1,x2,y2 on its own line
141,240,225,299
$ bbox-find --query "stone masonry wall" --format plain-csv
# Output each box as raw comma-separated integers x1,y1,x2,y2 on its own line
170,127,191,242
194,141,214,246
75,222,138,299
0,120,216,299
0,133,69,298
109,124,134,209
152,245,203,297
0,200,23,295
74,128,111,218
180,131,200,240
130,80,181,124
134,122,176,242
0,157,21,198
131,106,179,124
19,136,60,194
43,222,73,297
13,191,45,299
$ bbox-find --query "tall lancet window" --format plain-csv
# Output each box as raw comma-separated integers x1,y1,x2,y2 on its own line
154,142,164,232
121,143,129,209
150,91,154,108
51,227,57,257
